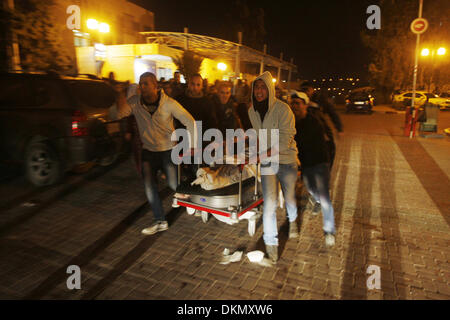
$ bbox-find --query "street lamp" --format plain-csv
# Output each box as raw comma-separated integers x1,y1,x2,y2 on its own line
87,19,99,30
421,48,430,56
217,62,227,71
421,46,446,91
437,47,446,56
99,23,110,33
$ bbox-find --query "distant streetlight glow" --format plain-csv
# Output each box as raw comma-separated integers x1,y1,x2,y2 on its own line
87,19,99,30
99,22,110,33
217,62,227,71
437,47,446,56
421,48,430,56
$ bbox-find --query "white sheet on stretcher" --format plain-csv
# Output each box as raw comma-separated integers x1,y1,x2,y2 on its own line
191,164,258,190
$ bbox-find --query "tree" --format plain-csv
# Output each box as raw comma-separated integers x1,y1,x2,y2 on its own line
172,50,204,81
362,0,449,98
0,2,10,72
1,0,73,72
222,0,266,50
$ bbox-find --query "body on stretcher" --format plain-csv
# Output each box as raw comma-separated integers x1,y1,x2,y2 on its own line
173,159,263,237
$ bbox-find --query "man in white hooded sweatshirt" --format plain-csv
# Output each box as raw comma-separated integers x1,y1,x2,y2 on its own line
248,71,299,263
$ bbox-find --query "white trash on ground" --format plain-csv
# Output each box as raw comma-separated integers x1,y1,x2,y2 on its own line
219,249,243,265
246,250,264,262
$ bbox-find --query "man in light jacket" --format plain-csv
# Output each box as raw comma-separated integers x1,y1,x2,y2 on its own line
248,71,299,263
113,72,196,235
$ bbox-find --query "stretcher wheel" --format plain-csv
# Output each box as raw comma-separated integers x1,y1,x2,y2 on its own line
201,211,209,223
248,218,256,237
172,198,180,208
186,207,196,215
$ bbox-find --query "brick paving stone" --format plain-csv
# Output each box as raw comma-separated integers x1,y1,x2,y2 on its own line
279,284,296,299
204,280,227,298
240,275,260,291
424,291,448,300
195,263,214,277
111,285,136,300
436,282,450,296
367,291,383,300
1,114,450,300
311,278,327,293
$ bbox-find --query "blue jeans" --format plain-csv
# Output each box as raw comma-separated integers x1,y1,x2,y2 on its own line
302,163,336,234
261,163,298,246
141,149,178,222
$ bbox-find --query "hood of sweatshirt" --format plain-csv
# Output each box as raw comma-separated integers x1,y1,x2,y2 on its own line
250,71,276,112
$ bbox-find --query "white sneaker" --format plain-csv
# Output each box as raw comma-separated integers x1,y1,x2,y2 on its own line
325,233,335,247
141,221,168,235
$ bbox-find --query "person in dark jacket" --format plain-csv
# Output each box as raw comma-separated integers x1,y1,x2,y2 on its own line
301,82,343,134
169,71,185,98
291,91,336,247
212,81,243,135
175,73,218,132
301,81,343,170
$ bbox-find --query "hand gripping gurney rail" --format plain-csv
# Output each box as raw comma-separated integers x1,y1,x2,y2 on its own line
172,158,263,237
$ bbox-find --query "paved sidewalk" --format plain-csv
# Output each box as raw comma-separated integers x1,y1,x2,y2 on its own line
0,113,448,300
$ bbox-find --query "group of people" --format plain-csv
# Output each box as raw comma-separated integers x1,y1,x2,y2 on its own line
109,70,343,264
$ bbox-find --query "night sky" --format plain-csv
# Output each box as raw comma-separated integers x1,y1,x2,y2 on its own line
130,0,379,82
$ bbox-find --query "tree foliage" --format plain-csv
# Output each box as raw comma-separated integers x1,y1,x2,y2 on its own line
172,50,204,81
222,0,266,50
362,0,449,96
1,0,73,72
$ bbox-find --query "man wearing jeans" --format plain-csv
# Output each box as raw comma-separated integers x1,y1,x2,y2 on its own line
113,72,196,235
290,91,336,247
248,71,299,263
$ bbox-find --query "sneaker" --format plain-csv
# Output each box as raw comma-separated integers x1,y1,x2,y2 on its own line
289,221,299,239
324,233,335,247
141,220,169,235
312,202,321,216
265,245,278,264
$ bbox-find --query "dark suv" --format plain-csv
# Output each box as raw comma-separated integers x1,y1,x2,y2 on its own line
345,92,374,114
0,72,125,186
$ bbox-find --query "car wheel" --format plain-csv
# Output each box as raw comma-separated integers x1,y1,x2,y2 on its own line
25,141,62,186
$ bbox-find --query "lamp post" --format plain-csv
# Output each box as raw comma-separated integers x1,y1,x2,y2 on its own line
86,18,110,44
217,62,227,80
86,18,110,77
421,46,446,92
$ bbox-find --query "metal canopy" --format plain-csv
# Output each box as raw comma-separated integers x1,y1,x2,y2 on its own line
140,31,297,72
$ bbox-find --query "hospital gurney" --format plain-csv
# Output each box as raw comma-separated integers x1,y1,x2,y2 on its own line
173,161,263,237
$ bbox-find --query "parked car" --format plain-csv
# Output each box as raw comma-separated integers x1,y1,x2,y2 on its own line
0,72,126,186
392,91,428,109
345,92,374,114
426,92,450,110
